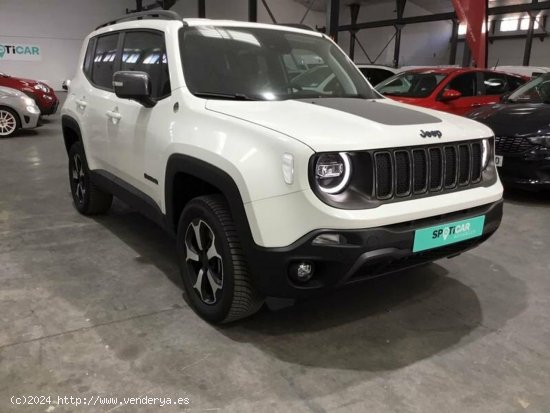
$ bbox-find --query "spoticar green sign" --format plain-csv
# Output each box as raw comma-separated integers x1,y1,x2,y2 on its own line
413,215,485,253
0,43,41,61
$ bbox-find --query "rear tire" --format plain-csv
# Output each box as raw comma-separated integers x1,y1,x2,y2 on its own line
0,107,20,138
177,195,264,323
68,142,112,215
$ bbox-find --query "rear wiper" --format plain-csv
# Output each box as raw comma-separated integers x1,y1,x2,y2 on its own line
193,92,258,101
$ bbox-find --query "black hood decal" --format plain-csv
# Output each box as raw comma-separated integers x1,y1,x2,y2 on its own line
296,98,442,126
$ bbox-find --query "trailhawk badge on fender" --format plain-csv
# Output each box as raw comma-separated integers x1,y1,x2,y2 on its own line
420,130,443,138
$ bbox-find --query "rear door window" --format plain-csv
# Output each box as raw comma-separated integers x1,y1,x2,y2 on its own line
121,31,171,99
83,38,96,79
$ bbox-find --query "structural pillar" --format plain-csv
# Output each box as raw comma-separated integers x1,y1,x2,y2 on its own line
349,3,360,60
523,0,538,65
393,0,407,68
198,0,206,18
449,19,459,65
249,0,258,22
462,43,471,67
326,0,340,41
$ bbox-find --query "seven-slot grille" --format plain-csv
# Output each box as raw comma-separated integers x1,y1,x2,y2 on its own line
373,141,483,200
495,136,537,155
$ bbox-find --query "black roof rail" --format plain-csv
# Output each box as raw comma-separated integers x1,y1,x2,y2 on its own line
95,10,182,30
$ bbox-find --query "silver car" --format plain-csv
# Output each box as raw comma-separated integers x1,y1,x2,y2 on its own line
0,86,41,137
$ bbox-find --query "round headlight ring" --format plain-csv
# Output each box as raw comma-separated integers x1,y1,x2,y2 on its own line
315,152,351,194
481,138,491,170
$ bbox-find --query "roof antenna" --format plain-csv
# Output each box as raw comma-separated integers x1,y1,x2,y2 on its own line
493,58,499,70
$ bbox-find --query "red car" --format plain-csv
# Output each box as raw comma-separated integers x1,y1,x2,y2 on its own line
375,68,528,116
0,72,59,115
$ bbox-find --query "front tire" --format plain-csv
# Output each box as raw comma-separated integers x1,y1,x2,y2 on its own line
0,107,20,138
177,195,264,323
68,142,112,215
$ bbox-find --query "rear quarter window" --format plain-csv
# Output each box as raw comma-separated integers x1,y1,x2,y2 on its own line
83,38,95,78
91,33,120,90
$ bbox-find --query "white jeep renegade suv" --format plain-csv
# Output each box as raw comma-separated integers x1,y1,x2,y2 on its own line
61,11,503,323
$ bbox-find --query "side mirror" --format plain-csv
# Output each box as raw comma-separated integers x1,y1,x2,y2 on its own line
440,89,462,102
500,92,511,103
113,71,156,108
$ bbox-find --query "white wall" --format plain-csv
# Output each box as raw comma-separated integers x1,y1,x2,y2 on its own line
0,0,135,90
487,33,550,68
337,1,453,67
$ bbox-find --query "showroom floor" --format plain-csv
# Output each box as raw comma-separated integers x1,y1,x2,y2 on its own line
1,95,549,413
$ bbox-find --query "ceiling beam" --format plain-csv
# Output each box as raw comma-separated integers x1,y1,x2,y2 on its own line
338,1,550,32
338,11,455,31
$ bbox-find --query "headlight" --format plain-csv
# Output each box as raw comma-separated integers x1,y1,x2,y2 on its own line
314,152,351,194
481,138,491,170
23,97,35,106
527,136,550,148
34,83,49,93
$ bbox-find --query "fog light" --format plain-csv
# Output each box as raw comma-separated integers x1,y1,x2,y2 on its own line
289,261,314,283
312,233,346,246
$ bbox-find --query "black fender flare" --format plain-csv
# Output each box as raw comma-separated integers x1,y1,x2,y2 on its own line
61,115,82,154
164,154,255,248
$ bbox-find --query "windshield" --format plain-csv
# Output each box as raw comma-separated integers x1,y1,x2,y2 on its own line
507,74,550,104
179,26,378,101
376,72,447,98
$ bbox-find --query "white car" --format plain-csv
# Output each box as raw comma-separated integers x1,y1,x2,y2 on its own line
493,65,550,79
356,64,399,86
0,86,41,137
61,11,503,323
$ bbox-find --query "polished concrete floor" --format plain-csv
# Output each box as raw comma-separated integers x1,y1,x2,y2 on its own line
1,98,549,413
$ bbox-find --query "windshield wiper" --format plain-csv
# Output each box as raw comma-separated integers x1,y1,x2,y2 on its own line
193,92,258,101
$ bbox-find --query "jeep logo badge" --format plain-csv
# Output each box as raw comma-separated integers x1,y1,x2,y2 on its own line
420,130,442,138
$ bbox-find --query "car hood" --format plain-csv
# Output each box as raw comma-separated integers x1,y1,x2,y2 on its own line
0,75,38,89
206,97,493,152
468,103,550,137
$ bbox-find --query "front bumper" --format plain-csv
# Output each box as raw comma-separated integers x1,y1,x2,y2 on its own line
14,104,40,129
246,200,503,298
498,149,550,190
35,93,59,115
21,110,40,129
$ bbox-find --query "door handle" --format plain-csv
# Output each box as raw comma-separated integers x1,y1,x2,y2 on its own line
75,99,87,109
105,110,122,122
470,103,482,108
